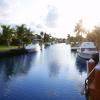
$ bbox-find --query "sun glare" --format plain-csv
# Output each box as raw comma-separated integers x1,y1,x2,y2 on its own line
83,20,98,32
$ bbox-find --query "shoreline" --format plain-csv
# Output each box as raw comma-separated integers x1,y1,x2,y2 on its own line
0,48,27,58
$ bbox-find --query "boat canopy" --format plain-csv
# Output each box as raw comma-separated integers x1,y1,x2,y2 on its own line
80,42,96,48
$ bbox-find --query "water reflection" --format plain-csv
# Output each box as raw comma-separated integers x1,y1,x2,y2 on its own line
0,53,37,99
0,54,36,81
48,61,60,77
47,44,87,78
76,55,87,74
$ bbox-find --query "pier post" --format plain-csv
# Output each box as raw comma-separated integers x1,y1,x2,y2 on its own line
89,53,100,100
87,59,95,84
94,60,100,100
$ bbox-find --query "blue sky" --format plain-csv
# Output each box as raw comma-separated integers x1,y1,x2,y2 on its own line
0,0,100,37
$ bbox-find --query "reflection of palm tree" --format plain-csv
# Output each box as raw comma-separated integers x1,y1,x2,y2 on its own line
0,54,36,81
0,54,35,97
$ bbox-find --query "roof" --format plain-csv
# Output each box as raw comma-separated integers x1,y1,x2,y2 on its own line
80,42,96,48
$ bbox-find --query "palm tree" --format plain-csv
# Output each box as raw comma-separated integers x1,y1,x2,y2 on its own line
43,33,51,42
23,28,33,45
1,25,15,45
88,26,100,49
16,24,33,47
74,20,85,43
40,32,44,37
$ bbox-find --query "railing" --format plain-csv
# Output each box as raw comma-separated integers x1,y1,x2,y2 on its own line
84,66,96,100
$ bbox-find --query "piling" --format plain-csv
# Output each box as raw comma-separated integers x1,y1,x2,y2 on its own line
87,53,100,100
94,62,100,100
87,59,95,84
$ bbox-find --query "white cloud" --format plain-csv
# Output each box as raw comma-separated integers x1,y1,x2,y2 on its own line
0,0,10,17
45,5,58,28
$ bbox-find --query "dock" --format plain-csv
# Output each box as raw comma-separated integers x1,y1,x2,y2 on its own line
84,53,100,100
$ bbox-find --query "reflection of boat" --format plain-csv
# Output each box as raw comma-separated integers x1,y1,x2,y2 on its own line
76,55,87,73
77,42,98,59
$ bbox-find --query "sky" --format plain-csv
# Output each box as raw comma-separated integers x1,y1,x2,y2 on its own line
0,0,100,38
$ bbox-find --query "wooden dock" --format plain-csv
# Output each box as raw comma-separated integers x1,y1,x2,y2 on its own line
85,53,100,100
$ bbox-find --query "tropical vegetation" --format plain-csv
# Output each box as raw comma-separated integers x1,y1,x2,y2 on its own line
0,24,58,50
67,20,100,49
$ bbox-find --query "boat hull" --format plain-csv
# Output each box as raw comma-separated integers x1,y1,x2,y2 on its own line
25,48,37,53
77,52,98,59
78,52,92,59
25,44,40,53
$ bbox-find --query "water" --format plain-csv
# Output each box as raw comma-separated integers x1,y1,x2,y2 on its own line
0,43,87,100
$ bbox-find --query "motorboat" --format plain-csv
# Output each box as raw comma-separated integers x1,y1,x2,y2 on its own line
71,44,79,52
25,43,40,53
25,41,40,53
77,42,98,59
44,42,51,48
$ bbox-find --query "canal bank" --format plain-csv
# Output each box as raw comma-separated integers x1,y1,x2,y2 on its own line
0,48,28,58
0,44,40,58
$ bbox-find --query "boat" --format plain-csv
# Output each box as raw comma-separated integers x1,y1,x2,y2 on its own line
44,42,51,48
70,42,79,51
77,42,98,59
25,43,40,53
25,41,40,53
71,44,79,51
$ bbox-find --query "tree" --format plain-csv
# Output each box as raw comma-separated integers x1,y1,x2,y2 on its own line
74,20,85,43
67,34,70,43
0,25,15,45
40,32,44,37
43,33,51,42
86,26,100,49
16,24,33,47
22,28,33,45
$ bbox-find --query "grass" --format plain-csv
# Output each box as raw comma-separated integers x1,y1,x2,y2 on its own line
0,45,20,52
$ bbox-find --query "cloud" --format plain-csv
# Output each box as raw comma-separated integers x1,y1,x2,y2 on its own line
45,5,58,28
0,0,9,17
28,22,45,33
0,0,8,8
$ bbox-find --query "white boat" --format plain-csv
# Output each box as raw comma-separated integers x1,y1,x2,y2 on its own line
71,44,79,51
25,43,40,53
77,42,98,59
70,42,80,51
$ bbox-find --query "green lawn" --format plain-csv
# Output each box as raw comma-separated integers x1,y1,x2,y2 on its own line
0,46,19,51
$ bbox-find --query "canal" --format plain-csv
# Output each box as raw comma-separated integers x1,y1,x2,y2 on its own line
0,43,87,100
